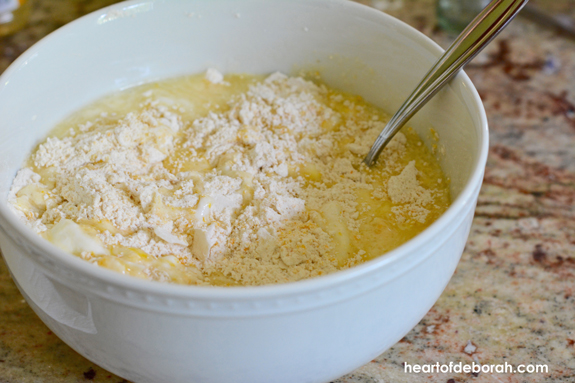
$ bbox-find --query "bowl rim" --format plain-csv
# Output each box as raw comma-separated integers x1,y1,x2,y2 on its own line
0,0,489,300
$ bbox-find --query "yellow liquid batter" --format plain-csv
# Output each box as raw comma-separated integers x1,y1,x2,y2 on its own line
11,72,450,286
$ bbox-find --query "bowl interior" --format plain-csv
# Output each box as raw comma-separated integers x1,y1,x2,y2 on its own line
0,0,486,288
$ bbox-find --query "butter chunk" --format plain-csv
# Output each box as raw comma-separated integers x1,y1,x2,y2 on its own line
154,223,188,246
319,201,351,266
192,224,217,262
46,219,109,256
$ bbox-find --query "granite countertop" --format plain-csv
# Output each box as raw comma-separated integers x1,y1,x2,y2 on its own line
1,1,574,382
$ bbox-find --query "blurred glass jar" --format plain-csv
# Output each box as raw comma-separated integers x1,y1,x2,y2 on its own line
0,0,31,37
437,0,491,34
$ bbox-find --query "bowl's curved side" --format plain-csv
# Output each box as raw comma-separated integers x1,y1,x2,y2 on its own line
1,185,480,383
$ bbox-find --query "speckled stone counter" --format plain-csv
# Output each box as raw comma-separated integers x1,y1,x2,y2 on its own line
1,1,574,382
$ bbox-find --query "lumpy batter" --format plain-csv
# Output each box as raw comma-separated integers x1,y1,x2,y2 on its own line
8,70,450,286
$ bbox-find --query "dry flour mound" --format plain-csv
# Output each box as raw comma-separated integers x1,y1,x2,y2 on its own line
9,71,445,286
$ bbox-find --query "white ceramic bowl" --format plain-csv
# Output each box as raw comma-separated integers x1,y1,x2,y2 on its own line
0,1,488,382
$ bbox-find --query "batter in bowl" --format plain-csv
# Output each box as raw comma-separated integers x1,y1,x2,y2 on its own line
9,70,450,286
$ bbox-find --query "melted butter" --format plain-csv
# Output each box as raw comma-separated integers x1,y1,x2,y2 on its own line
356,127,450,259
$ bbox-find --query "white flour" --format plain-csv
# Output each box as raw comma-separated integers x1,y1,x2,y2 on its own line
9,70,442,285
